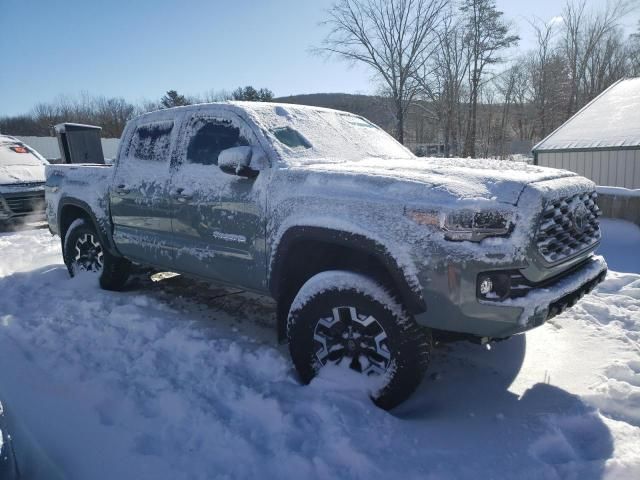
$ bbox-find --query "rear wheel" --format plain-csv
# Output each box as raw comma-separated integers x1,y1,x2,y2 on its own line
287,271,431,410
63,219,130,290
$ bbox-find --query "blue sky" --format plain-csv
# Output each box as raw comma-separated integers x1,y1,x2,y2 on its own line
1,0,638,116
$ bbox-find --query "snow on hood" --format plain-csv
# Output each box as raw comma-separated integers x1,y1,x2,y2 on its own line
296,157,578,205
0,163,46,186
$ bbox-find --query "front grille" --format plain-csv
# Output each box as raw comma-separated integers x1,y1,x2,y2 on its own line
2,181,44,189
2,191,46,216
535,191,601,263
547,269,607,320
504,257,596,300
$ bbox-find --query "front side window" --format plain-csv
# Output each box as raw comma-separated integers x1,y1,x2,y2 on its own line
129,121,174,161
272,126,311,149
186,119,249,166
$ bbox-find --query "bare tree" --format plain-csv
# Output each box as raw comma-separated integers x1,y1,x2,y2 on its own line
583,28,627,100
493,64,520,158
29,93,136,137
460,0,519,157
93,97,136,137
527,18,561,138
319,0,449,144
415,10,470,156
561,0,630,115
628,21,640,75
199,89,233,103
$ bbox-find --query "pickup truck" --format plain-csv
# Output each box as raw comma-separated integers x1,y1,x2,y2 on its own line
45,102,607,409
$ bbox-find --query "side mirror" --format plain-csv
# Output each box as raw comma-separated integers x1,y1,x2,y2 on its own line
218,146,260,178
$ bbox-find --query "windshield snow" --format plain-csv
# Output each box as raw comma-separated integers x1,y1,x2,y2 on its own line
0,142,48,167
248,104,414,166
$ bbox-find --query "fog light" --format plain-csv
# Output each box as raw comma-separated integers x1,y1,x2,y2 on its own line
477,273,511,301
479,278,493,295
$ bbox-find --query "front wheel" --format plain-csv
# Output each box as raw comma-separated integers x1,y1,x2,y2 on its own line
287,271,431,410
63,219,130,291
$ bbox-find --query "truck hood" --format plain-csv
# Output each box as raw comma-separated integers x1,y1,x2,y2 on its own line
300,157,578,205
0,163,45,186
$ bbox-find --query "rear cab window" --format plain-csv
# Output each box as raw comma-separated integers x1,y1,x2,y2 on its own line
128,120,174,161
114,118,178,187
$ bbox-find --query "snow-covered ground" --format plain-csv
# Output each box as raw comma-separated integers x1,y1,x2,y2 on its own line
0,220,639,479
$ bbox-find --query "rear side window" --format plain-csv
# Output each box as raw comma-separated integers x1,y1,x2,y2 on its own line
129,121,174,161
186,119,249,166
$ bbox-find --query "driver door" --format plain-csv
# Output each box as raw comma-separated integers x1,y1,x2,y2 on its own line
169,111,268,291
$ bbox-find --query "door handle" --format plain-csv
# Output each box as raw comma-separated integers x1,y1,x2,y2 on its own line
114,184,130,194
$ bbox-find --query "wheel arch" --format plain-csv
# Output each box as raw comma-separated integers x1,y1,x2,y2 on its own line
58,198,118,255
269,226,426,342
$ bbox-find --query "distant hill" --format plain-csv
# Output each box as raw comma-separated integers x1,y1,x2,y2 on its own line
274,93,396,131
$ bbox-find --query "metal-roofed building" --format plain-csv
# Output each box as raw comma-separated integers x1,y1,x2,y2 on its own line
533,77,640,189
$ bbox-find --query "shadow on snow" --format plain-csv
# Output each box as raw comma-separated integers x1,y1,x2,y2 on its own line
0,265,614,479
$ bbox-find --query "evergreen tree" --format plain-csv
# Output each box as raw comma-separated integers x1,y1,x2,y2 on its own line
160,90,190,109
232,86,274,102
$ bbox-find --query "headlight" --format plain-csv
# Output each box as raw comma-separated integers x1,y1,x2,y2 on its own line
406,208,512,242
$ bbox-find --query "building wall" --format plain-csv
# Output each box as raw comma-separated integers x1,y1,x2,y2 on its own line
537,149,640,189
16,136,120,162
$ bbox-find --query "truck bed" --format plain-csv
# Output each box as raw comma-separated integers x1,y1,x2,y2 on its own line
45,164,114,236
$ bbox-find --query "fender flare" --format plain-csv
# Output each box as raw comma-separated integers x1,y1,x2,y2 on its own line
57,197,119,256
269,225,426,314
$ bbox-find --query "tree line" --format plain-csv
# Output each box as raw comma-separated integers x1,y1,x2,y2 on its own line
0,87,274,138
2,0,639,157
320,0,639,157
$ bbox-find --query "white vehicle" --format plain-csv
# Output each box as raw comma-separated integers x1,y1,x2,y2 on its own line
0,135,48,225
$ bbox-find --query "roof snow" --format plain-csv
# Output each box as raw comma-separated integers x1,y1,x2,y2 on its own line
533,77,640,151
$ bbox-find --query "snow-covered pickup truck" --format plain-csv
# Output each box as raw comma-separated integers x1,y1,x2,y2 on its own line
45,102,607,409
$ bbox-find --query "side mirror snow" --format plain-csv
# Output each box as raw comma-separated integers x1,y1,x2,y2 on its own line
218,146,266,178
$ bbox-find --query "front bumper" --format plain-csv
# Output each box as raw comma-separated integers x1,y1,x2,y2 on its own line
415,255,607,339
501,255,607,330
0,187,46,224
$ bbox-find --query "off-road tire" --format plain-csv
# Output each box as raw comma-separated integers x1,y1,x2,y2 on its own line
287,270,431,410
63,219,131,291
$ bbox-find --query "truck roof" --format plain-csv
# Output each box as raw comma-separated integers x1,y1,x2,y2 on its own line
132,101,354,123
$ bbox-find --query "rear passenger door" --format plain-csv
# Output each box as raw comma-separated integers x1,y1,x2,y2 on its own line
110,116,181,267
169,111,268,291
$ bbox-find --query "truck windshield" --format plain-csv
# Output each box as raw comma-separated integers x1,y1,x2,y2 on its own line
253,105,414,165
0,141,48,166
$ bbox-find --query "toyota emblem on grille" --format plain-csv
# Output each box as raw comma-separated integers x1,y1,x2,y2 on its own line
572,203,589,234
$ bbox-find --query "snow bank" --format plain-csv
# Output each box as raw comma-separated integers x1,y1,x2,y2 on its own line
0,227,639,479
